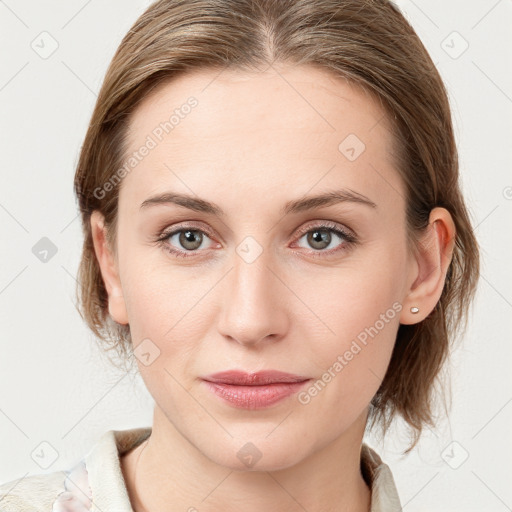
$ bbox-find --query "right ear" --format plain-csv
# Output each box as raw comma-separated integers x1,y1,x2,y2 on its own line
90,210,129,325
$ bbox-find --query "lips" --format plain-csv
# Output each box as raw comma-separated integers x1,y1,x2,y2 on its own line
201,370,311,410
202,369,310,385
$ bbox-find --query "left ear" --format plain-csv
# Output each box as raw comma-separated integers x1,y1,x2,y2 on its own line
400,207,456,325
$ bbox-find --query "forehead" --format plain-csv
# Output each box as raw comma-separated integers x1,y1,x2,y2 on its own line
120,64,404,213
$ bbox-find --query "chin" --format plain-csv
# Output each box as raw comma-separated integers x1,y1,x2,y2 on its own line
202,436,306,473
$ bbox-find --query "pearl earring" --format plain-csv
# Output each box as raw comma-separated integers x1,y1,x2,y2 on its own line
410,306,419,314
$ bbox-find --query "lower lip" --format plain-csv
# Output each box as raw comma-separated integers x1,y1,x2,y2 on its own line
202,380,310,410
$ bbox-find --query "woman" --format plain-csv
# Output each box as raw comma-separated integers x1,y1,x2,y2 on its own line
0,0,480,510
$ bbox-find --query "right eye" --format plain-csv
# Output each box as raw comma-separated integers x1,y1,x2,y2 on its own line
156,224,219,258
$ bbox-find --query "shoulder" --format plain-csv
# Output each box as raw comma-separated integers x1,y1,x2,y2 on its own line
0,470,67,511
0,459,92,512
0,427,150,512
361,443,402,512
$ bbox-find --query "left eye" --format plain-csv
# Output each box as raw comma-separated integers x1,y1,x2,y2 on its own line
294,224,356,254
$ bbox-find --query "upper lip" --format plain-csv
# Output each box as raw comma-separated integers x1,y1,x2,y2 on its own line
202,370,310,385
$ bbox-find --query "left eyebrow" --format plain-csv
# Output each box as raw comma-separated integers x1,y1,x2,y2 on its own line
281,189,377,215
139,188,377,216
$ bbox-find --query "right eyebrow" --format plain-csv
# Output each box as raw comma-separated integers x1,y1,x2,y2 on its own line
140,193,224,216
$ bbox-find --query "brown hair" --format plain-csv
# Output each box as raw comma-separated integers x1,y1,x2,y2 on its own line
73,0,480,453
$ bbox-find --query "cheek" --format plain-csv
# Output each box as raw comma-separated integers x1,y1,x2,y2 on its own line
295,250,405,398
119,250,216,365
296,291,400,429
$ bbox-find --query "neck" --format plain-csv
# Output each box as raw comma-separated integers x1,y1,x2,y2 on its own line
121,407,371,512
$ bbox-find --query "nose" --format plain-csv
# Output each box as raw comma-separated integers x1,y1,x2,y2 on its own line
217,248,288,347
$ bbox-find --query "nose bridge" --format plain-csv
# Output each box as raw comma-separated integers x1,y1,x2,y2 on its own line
231,233,274,300
218,237,286,345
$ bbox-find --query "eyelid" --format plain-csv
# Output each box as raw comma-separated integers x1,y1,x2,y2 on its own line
158,220,217,241
293,219,355,239
158,219,354,243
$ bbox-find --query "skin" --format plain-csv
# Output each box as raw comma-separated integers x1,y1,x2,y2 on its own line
91,63,455,512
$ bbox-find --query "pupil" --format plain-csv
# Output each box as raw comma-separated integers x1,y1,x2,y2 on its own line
181,230,201,250
310,229,330,249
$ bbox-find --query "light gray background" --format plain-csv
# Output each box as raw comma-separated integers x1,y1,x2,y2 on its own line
0,0,511,510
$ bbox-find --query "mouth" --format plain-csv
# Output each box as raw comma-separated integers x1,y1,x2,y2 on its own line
202,369,310,385
201,370,311,409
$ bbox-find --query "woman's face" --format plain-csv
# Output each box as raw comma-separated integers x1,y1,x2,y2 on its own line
98,64,419,470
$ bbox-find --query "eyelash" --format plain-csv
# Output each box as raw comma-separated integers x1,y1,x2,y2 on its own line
155,220,358,260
